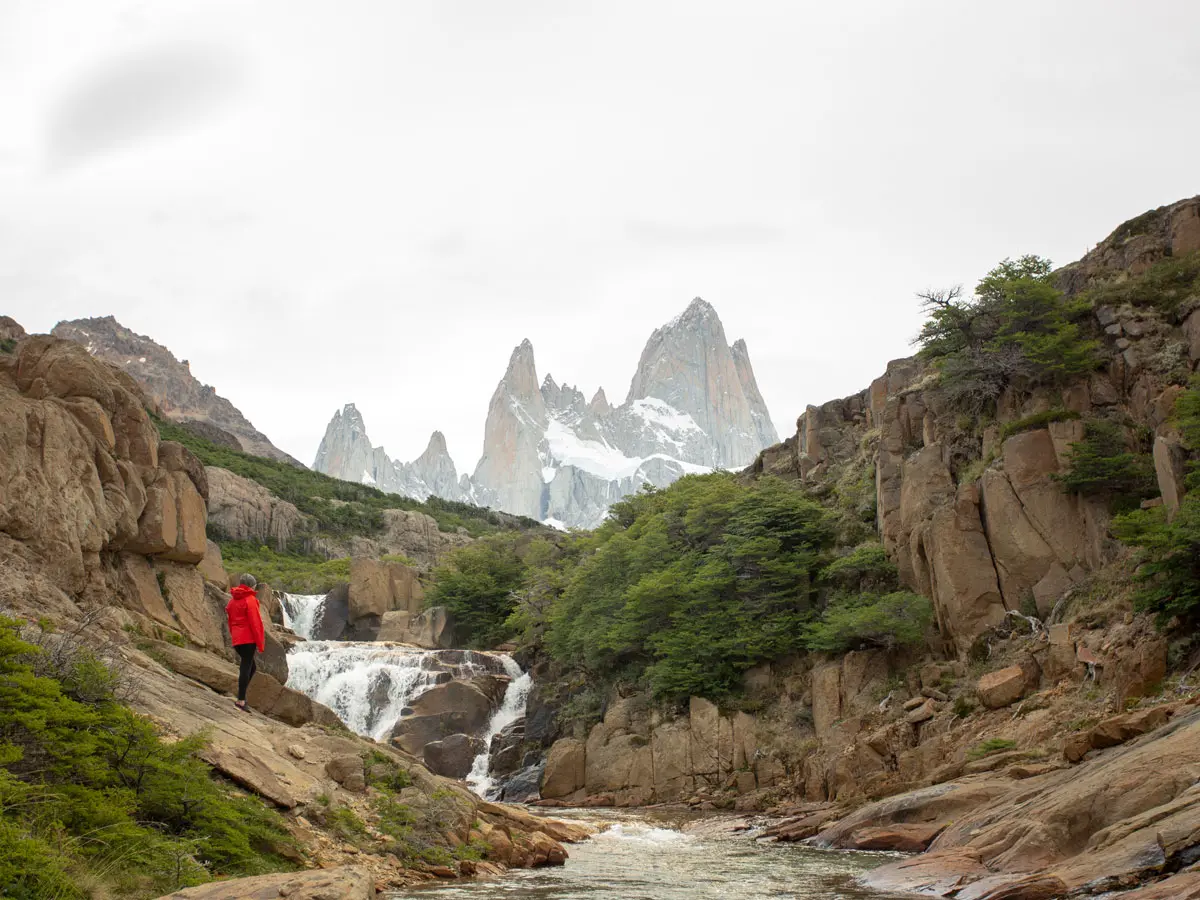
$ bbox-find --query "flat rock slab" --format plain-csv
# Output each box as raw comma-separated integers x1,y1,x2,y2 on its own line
1111,871,1200,899
848,821,945,852
154,865,374,899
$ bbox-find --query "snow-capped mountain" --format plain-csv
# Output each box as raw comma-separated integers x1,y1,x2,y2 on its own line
313,298,778,528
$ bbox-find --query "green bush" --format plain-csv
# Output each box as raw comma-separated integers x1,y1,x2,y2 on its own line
426,533,534,648
219,541,352,593
998,408,1080,443
1084,251,1200,314
0,617,297,898
1112,380,1200,619
0,338,16,355
801,591,933,653
821,544,897,593
1055,418,1157,510
967,738,1017,760
917,256,1101,413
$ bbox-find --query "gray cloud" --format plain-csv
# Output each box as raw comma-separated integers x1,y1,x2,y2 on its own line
45,41,245,171
625,220,787,248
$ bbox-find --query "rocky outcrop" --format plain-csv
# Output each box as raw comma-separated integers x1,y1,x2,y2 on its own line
850,706,1200,897
540,695,781,806
205,466,307,550
52,316,300,465
317,299,779,528
156,865,377,900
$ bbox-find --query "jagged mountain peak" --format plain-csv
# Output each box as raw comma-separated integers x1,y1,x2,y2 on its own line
423,430,449,456
588,387,611,417
502,339,542,400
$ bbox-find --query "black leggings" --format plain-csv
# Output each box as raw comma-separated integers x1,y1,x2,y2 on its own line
235,643,258,701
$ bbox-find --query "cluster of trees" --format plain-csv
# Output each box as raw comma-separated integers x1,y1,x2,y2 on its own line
428,474,931,703
917,255,1100,413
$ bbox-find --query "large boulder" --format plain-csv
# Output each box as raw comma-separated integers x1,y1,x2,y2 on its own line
424,733,486,779
196,540,228,588
976,664,1033,709
541,738,587,799
205,466,306,551
347,557,425,621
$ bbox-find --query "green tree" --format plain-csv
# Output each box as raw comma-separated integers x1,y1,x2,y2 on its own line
1055,418,1157,510
916,256,1100,413
426,534,529,647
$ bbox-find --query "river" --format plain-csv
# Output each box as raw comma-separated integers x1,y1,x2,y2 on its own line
388,809,910,900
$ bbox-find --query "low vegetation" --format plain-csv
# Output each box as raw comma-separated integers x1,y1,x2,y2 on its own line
967,738,1018,760
0,617,297,898
917,256,1101,414
1083,250,1200,315
997,408,1080,443
1113,379,1200,619
153,416,541,540
219,541,353,593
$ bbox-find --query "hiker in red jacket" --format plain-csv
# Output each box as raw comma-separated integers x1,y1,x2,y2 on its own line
226,574,266,710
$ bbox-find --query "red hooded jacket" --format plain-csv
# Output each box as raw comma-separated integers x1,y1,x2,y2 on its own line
226,585,265,652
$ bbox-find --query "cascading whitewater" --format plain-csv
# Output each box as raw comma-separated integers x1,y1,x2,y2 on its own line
466,655,532,798
286,641,497,742
279,593,326,640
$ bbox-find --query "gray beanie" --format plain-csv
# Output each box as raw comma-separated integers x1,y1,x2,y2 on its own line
238,573,257,588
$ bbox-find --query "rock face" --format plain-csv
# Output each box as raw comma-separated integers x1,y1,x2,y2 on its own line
52,316,300,465
205,466,307,550
541,695,781,806
315,299,779,528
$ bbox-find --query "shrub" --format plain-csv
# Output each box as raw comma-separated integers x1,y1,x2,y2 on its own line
952,696,976,718
1112,380,1200,619
219,541,352,593
1084,251,1200,315
1055,418,1157,510
821,544,897,593
967,738,1017,760
0,338,16,355
802,591,933,653
917,256,1101,413
998,408,1080,443
0,616,297,898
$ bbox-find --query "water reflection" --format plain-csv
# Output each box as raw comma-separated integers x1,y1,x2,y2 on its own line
388,809,910,900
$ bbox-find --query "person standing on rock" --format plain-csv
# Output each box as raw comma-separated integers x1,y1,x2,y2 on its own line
226,574,266,711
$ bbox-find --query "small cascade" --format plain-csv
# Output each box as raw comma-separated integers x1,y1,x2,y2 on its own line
466,655,532,798
279,592,326,640
286,641,500,742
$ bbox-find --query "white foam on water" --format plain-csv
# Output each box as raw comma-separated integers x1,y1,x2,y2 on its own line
279,592,326,640
286,642,498,742
465,655,531,798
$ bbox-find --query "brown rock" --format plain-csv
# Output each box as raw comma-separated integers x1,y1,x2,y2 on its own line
971,875,1070,900
848,822,945,853
117,552,177,626
155,561,229,650
811,663,842,737
196,539,229,588
205,466,307,550
1154,434,1189,519
423,733,486,779
906,698,937,724
542,738,587,799
199,744,296,808
325,754,367,792
154,865,376,899
976,666,1028,709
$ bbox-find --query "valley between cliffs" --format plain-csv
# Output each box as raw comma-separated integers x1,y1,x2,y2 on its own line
4,195,1200,900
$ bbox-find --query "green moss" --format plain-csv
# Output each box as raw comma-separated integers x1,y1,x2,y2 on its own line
998,408,1080,443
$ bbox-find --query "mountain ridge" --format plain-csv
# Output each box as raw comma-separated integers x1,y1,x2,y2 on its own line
314,298,778,528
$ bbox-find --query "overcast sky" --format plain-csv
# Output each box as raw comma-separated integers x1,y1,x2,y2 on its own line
3,1,1199,471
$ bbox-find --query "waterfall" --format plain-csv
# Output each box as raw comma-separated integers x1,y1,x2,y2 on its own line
279,592,326,640
286,642,499,742
466,655,532,799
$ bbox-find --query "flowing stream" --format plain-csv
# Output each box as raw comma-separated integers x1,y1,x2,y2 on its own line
387,809,909,899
